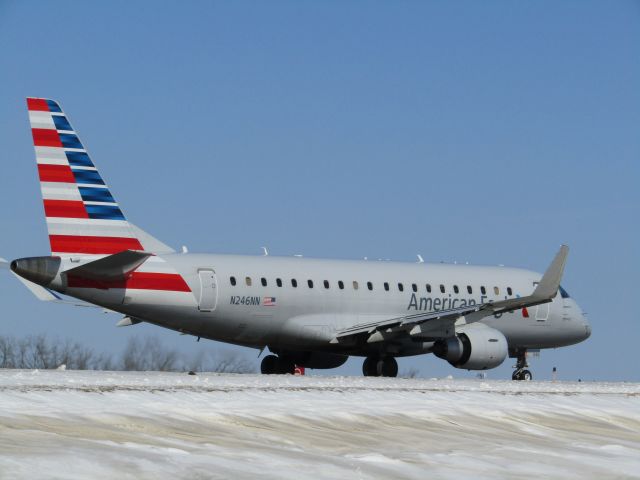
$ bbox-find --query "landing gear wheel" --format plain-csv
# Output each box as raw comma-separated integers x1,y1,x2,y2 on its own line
377,357,398,377
512,369,533,381
276,357,295,375
362,356,398,377
261,355,296,375
362,357,376,376
511,349,533,380
261,355,279,374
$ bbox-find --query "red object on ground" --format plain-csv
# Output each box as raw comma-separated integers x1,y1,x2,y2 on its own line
294,366,305,375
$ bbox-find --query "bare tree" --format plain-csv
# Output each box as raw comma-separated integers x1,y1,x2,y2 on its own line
400,367,420,379
0,334,255,373
120,336,179,371
186,348,255,373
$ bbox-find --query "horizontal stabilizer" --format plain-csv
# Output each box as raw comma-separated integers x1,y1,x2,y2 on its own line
11,272,62,302
63,250,153,281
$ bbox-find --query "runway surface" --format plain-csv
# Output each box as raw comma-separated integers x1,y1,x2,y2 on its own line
0,370,638,479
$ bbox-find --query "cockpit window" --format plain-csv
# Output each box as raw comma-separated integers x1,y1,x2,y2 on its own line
559,286,570,298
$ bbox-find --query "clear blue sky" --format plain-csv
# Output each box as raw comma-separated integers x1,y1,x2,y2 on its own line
1,1,638,380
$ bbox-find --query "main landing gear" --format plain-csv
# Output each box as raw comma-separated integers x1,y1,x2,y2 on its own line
261,355,295,375
512,350,533,381
362,356,398,377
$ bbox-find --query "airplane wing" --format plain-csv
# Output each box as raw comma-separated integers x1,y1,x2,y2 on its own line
333,245,569,343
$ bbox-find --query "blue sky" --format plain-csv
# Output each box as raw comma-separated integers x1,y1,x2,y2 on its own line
1,1,638,380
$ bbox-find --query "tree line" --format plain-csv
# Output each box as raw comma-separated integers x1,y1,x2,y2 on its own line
0,334,255,373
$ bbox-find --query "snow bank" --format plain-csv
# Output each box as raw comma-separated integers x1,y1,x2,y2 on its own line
0,370,638,479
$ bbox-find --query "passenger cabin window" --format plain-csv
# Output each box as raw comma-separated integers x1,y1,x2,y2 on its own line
245,277,252,286
426,284,431,293
398,283,404,292
494,286,500,295
308,279,314,289
412,283,417,293
440,284,445,293
261,277,267,287
481,286,486,295
453,285,459,294
230,276,236,286
291,279,297,288
338,280,344,290
367,281,373,291
507,287,512,296
467,285,472,294
353,281,359,290
324,280,330,289
276,278,282,287
384,282,389,291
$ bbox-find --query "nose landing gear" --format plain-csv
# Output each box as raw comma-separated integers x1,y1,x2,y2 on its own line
362,356,398,377
512,350,533,381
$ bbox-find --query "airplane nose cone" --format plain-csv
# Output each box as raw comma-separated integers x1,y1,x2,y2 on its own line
10,256,61,286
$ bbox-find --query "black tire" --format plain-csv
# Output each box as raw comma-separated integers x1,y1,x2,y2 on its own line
521,369,533,381
512,370,520,381
363,357,378,376
261,355,279,374
276,357,295,375
378,357,398,378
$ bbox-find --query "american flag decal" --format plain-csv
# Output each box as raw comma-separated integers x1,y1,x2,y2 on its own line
263,297,276,306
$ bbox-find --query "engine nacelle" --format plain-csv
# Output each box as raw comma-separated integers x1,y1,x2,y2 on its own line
433,324,508,370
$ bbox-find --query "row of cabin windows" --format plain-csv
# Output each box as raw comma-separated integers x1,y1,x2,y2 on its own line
229,276,513,296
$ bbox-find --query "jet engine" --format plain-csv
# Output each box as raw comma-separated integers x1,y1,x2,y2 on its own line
433,324,508,370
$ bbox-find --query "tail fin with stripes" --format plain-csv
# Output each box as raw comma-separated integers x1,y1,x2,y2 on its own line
27,98,150,257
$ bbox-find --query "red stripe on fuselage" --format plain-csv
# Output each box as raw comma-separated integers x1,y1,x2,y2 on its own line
38,164,76,183
27,98,50,111
32,128,62,147
49,235,144,254
67,272,191,292
43,200,88,218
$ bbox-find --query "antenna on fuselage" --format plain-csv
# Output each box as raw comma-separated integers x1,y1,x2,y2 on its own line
261,246,269,256
417,254,424,263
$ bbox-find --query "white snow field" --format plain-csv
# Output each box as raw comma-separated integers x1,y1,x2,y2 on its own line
0,371,638,480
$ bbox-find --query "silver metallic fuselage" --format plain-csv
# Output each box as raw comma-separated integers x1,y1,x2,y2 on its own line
58,253,591,358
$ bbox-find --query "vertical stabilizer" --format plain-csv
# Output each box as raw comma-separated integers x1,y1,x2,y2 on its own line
27,98,143,257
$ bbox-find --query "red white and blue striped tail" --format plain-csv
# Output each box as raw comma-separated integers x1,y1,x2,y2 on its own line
27,97,144,257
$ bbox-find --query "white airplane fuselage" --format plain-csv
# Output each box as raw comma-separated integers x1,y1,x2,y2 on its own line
55,253,591,358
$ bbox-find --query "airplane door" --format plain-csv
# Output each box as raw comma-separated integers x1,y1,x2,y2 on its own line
197,269,218,312
535,303,549,322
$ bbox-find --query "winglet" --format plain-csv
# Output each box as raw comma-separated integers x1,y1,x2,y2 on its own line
532,245,569,300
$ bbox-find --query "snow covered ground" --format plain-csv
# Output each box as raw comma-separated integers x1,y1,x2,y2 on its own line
0,371,638,479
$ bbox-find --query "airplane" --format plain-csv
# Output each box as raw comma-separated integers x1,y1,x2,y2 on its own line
5,98,591,380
